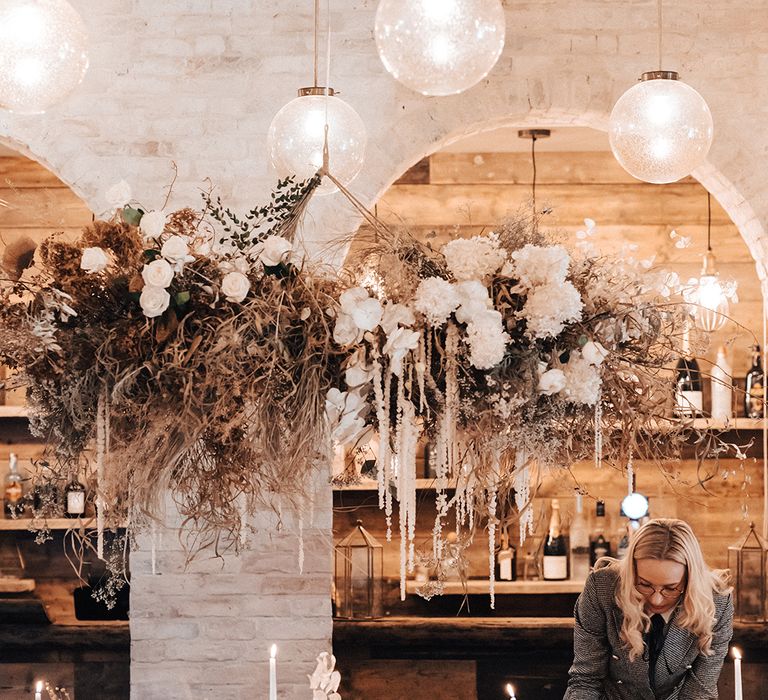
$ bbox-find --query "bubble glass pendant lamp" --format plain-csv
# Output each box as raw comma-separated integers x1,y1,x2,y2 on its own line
374,0,506,96
0,0,89,114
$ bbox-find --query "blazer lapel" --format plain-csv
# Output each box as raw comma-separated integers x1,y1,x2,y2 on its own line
655,607,697,689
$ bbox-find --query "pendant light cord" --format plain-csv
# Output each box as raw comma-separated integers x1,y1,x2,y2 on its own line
706,191,712,252
531,133,538,219
313,0,319,87
657,0,663,71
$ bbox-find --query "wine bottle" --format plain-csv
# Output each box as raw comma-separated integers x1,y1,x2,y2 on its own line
745,344,765,419
589,500,611,566
496,529,517,582
3,453,23,518
543,499,568,581
674,326,703,417
710,346,733,422
65,475,86,518
569,492,590,581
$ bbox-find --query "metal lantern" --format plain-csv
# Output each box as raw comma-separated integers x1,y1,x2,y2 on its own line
728,523,768,622
334,519,383,619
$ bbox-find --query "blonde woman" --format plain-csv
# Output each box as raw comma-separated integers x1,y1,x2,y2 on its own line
565,518,732,699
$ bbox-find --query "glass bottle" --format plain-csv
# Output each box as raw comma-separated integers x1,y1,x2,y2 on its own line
543,499,568,581
674,326,703,417
3,453,23,518
569,492,590,581
745,344,764,419
589,500,611,566
496,528,517,582
64,474,86,518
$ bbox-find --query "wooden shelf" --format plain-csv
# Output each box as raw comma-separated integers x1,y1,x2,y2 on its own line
334,478,444,491
0,577,35,593
0,517,99,531
0,405,29,418
691,417,764,430
405,579,584,595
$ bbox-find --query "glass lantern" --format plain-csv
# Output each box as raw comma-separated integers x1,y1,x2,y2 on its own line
728,522,768,622
334,519,383,619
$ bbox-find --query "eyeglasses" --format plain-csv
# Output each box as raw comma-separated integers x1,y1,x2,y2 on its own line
635,581,686,599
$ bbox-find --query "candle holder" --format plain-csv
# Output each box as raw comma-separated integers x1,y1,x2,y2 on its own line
334,520,383,619
728,522,768,622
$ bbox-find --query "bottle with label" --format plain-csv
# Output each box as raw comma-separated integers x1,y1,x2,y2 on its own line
496,529,517,582
710,346,733,422
570,492,591,581
745,344,764,419
65,475,86,518
3,453,23,518
589,500,611,566
543,499,568,581
674,326,703,417
616,522,630,559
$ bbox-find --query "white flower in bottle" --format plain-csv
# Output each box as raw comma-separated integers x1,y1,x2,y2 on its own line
80,247,110,274
221,271,250,303
139,285,171,318
141,259,174,288
139,210,168,239
259,235,293,267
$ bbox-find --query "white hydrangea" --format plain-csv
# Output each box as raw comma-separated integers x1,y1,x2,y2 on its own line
508,244,571,288
465,310,510,370
454,280,492,325
520,281,583,339
413,277,460,327
442,234,507,282
562,350,602,405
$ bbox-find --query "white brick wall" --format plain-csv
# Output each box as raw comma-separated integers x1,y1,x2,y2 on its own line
1,1,767,697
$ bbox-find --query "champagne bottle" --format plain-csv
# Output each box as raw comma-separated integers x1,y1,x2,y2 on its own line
745,344,765,419
65,475,86,518
674,326,703,417
589,500,611,566
569,492,590,581
543,499,568,581
3,453,23,518
710,346,733,422
496,529,517,582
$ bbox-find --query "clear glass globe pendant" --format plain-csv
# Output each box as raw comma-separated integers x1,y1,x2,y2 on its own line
0,0,89,114
267,87,367,196
691,251,730,333
375,0,506,96
609,71,713,184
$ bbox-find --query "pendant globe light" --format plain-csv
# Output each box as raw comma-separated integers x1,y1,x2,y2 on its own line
609,0,712,184
687,192,737,332
0,0,89,114
374,0,506,96
267,0,366,196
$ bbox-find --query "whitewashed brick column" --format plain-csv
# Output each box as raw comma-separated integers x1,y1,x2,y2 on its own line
129,485,332,700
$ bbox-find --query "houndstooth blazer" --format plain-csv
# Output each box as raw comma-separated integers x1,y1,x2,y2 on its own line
564,565,733,700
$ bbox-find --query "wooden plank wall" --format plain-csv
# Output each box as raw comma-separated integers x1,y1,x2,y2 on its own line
374,151,762,375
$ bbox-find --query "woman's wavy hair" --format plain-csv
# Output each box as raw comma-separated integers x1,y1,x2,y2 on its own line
600,518,730,661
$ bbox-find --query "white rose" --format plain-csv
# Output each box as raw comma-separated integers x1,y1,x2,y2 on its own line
139,285,170,318
80,247,110,274
141,259,174,288
339,287,370,314
105,180,132,210
259,235,293,267
139,210,168,239
221,271,250,303
582,340,608,367
161,235,194,271
538,368,566,396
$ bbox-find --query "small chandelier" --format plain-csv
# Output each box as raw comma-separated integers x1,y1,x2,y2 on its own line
267,1,366,195
374,0,506,96
0,0,89,114
685,192,737,332
609,0,712,183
